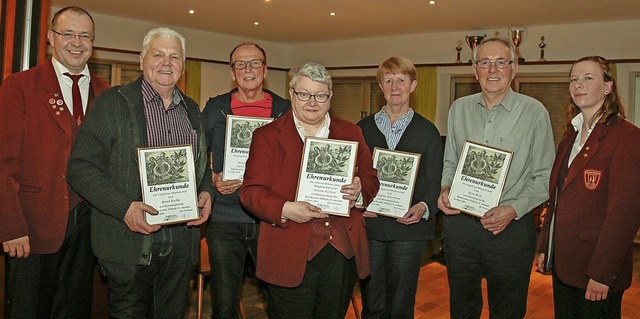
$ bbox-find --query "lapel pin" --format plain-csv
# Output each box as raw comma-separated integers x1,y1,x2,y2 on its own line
56,99,64,106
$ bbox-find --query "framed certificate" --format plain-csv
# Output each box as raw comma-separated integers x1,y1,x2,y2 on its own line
448,140,513,217
366,148,420,218
223,115,273,180
137,145,199,225
295,137,358,216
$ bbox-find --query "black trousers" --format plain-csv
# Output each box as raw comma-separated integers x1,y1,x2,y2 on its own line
266,245,358,319
443,213,537,319
552,269,623,319
6,202,95,319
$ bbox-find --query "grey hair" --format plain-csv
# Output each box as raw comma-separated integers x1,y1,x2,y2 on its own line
472,36,517,65
141,27,186,61
289,62,332,91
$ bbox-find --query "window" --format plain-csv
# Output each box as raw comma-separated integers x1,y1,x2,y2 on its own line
88,60,142,85
330,77,385,123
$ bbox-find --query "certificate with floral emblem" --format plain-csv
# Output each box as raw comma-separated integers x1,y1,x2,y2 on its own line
295,137,358,217
223,115,273,180
138,145,199,225
448,140,513,217
366,148,420,218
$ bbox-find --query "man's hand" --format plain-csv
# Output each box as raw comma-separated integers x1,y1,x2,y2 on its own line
341,176,362,208
124,201,161,235
187,191,212,226
585,279,610,301
2,236,30,258
480,205,516,235
397,203,426,225
212,172,242,195
437,186,461,215
282,201,328,223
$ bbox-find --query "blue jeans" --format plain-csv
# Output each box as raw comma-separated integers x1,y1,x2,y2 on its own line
206,221,259,319
360,239,428,319
99,226,193,319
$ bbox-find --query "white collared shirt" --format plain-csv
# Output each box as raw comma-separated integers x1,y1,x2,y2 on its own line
293,113,331,140
568,112,601,166
51,57,91,116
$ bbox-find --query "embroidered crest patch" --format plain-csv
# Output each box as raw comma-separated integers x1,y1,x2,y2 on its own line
583,169,602,190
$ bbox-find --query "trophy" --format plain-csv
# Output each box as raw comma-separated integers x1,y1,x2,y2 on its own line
509,28,527,63
465,35,486,62
538,36,546,61
455,40,463,63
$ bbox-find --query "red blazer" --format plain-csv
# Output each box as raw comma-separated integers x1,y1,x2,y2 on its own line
0,61,110,254
240,111,379,287
537,119,640,291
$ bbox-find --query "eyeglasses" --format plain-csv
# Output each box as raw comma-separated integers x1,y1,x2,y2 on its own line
231,59,264,70
51,30,94,42
475,59,513,69
292,90,330,103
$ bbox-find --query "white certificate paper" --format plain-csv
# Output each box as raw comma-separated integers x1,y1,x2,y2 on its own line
448,141,513,217
138,145,199,225
223,115,273,180
295,137,358,216
367,148,420,218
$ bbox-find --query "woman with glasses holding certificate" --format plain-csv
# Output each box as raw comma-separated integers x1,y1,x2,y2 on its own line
536,56,640,318
357,57,443,319
240,62,379,319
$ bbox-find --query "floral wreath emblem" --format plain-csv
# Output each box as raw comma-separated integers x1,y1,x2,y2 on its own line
307,143,350,176
145,149,189,186
583,169,602,190
377,155,413,184
230,120,266,148
461,148,505,184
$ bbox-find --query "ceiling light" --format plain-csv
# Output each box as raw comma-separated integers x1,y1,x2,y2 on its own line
330,12,336,16
254,22,260,26
188,9,195,14
429,0,436,4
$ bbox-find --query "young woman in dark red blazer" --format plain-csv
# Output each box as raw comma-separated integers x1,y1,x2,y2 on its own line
537,56,640,319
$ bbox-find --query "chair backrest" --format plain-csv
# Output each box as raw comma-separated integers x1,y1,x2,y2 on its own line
199,237,211,274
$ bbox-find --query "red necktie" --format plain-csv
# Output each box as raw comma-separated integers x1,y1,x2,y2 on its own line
64,72,84,126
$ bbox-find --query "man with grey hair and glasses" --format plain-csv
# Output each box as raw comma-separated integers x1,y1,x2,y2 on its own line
67,27,213,318
202,42,290,318
437,37,555,318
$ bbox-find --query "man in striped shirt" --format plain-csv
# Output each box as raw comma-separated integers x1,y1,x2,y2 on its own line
67,27,213,318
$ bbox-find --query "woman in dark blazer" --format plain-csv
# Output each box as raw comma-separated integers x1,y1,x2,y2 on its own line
357,57,442,319
240,62,379,319
536,56,640,319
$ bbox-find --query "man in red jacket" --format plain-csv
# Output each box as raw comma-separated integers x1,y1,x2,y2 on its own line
0,6,109,319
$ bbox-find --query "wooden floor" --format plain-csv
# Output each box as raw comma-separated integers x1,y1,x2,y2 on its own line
187,245,640,319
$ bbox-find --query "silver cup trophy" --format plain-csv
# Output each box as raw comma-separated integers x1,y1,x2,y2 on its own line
465,35,486,63
509,28,527,63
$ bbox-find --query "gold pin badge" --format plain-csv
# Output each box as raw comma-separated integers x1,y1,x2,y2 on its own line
49,98,56,104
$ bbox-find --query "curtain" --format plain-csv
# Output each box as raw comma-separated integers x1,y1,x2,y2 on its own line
414,66,437,122
185,59,201,106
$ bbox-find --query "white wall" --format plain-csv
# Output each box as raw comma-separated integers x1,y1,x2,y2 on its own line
54,7,640,128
